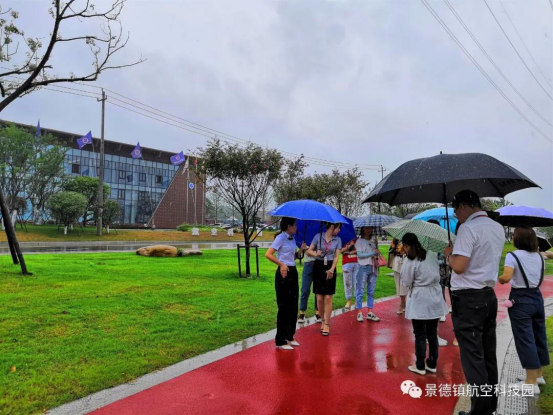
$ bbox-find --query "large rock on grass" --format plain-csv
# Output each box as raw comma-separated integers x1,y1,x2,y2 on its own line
136,245,203,257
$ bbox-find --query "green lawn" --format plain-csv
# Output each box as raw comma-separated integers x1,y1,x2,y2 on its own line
0,249,396,415
2,243,552,414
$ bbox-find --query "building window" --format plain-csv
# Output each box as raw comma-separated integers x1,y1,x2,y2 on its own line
72,164,80,174
119,170,126,179
156,175,162,184
118,189,125,200
139,172,146,182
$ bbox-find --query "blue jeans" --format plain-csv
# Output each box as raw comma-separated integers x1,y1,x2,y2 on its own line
342,262,359,300
299,261,317,311
356,264,377,310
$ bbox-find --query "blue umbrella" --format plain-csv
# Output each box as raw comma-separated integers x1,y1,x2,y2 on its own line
269,199,349,224
295,217,356,248
352,214,400,236
413,207,458,233
495,205,553,227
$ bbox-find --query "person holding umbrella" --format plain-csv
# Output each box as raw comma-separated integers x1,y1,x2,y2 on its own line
444,190,505,415
498,226,549,394
265,217,307,350
400,233,448,375
355,226,381,322
306,222,342,336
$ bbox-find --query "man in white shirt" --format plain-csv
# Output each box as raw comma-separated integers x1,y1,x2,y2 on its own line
444,190,505,415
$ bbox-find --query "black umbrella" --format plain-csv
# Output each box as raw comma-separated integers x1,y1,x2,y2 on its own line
363,152,540,236
536,232,552,252
364,153,539,205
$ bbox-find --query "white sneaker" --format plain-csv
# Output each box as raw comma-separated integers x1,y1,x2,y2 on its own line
297,314,305,324
366,312,380,322
508,382,540,395
438,336,448,347
425,365,437,374
276,344,294,350
439,315,446,322
408,365,426,375
516,375,546,385
357,312,364,322
287,340,300,347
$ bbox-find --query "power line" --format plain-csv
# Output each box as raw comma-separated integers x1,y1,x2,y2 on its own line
443,0,552,127
3,73,383,171
499,0,553,90
419,0,552,143
483,0,553,101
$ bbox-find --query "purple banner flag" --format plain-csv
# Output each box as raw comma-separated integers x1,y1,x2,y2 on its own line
36,120,41,138
77,131,93,149
131,142,142,159
170,151,185,166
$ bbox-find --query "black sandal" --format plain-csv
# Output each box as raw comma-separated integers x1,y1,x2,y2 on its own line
321,322,330,336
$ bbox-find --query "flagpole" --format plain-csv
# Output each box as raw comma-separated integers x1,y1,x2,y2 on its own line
194,156,197,225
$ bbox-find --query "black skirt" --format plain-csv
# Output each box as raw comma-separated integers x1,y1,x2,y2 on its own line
313,259,337,295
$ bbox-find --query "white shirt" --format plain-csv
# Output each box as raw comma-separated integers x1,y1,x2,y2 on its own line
401,251,449,320
451,211,505,290
355,238,377,266
504,250,544,288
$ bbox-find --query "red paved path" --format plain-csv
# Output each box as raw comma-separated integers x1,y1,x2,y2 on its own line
91,278,553,415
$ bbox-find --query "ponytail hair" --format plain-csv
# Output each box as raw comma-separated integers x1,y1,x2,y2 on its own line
401,232,427,261
274,217,295,239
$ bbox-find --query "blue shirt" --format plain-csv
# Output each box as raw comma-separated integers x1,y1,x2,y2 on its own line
271,232,297,266
311,233,342,261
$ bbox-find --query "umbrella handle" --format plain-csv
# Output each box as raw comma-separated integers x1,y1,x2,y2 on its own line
443,183,452,242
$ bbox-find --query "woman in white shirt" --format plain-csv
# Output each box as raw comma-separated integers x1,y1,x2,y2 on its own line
498,226,549,393
401,233,448,376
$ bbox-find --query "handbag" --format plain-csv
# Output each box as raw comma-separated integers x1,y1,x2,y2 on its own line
374,253,387,268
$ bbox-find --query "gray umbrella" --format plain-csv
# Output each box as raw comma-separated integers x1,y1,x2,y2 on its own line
363,152,539,237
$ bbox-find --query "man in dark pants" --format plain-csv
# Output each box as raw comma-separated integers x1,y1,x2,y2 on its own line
444,190,505,415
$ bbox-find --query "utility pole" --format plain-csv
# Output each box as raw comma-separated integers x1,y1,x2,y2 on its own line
96,89,106,236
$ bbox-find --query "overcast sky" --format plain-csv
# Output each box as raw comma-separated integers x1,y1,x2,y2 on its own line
2,0,552,209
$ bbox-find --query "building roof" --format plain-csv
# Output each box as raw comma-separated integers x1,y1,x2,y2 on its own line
0,119,184,164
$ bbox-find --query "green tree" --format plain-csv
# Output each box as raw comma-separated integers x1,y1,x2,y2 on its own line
0,1,143,274
0,124,67,222
47,191,87,234
63,176,110,225
100,199,120,234
480,197,512,212
273,156,308,205
198,139,283,277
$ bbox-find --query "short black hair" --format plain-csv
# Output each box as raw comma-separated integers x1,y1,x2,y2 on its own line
452,189,481,209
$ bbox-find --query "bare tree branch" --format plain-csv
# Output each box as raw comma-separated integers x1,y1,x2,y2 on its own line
0,0,144,111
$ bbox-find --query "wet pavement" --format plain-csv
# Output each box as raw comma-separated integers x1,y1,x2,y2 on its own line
0,241,272,254
47,278,553,415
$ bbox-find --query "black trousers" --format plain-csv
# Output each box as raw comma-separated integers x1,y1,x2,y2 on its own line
451,287,497,415
275,266,299,346
412,319,439,370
